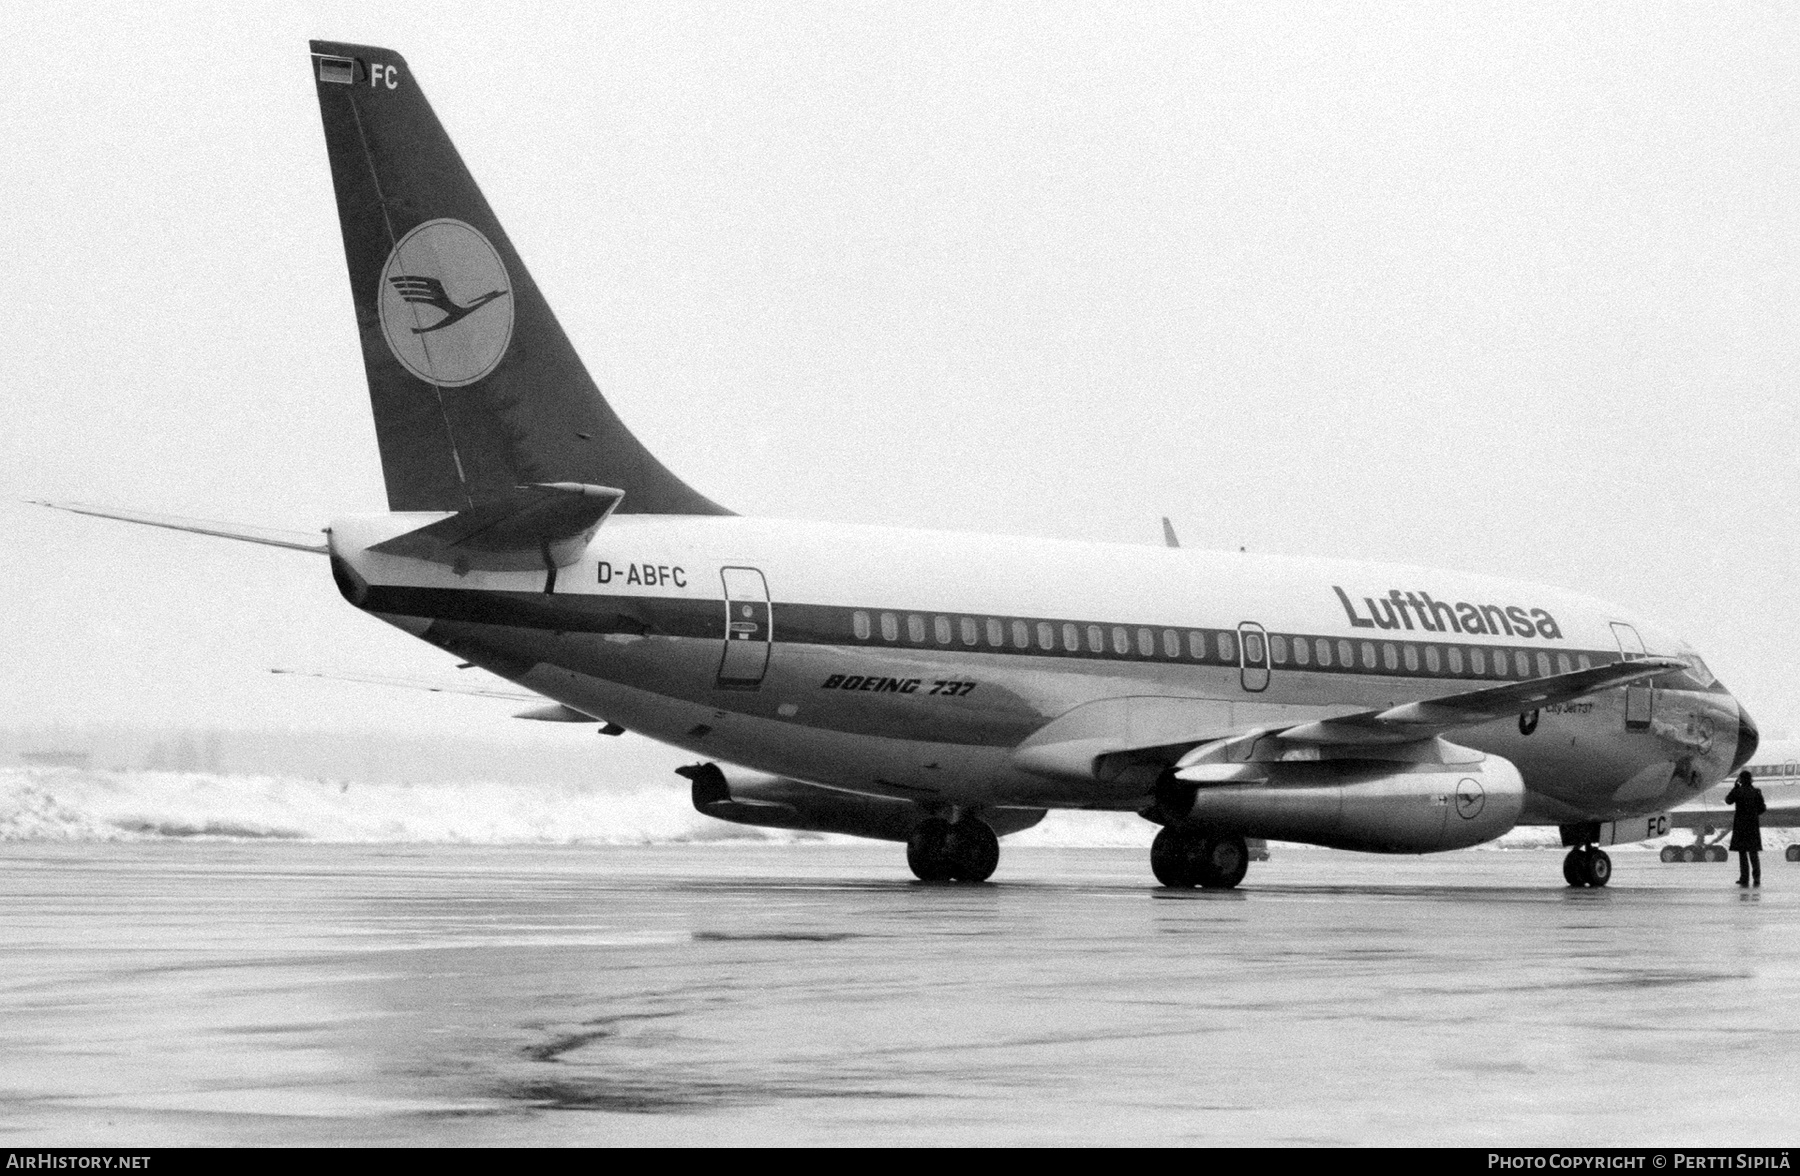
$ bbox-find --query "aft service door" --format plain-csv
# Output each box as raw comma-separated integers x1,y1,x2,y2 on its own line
1611,621,1652,730
717,567,772,689
1238,622,1270,692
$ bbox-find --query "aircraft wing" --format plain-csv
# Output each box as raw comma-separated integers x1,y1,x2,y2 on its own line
1015,655,1688,791
1274,656,1688,746
31,500,327,554
1666,784,1800,832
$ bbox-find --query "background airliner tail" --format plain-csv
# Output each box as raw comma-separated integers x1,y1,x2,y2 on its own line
308,40,727,516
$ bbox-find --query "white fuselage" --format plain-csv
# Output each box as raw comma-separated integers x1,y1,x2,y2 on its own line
329,513,1748,828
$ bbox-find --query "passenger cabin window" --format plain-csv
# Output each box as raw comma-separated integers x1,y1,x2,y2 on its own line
1577,654,1592,670
1244,631,1265,663
1163,629,1181,659
1217,632,1238,662
1425,645,1441,673
1270,635,1289,665
1188,631,1206,660
987,618,1005,647
1291,636,1309,666
1316,638,1333,667
1536,652,1552,678
1088,625,1106,653
1113,627,1131,655
1037,622,1055,651
934,616,952,645
853,610,871,640
1137,628,1155,657
1403,644,1419,672
1556,653,1572,675
1514,651,1531,678
1337,639,1354,668
881,612,899,641
1360,641,1377,669
1011,620,1030,649
908,614,926,643
961,617,979,646
1468,648,1484,675
1382,643,1398,671
1063,623,1081,652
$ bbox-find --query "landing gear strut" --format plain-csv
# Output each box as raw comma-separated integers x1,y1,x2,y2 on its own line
1563,845,1612,888
906,816,1000,882
1151,827,1250,890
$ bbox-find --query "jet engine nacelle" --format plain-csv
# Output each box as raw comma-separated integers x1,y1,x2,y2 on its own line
1173,755,1524,853
681,763,1046,842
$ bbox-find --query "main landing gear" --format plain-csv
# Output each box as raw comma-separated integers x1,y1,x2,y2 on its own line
907,816,1001,883
1563,845,1612,888
1151,826,1250,890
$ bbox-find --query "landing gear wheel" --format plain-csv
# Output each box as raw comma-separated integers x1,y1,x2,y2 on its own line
1563,846,1612,887
1681,845,1701,863
1196,833,1249,890
944,817,1000,883
1787,845,1799,863
1151,827,1203,888
906,818,956,882
1708,846,1728,863
1659,846,1679,863
1151,828,1249,890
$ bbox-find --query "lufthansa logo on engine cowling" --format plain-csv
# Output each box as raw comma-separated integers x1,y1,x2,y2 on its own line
378,218,513,387
1454,778,1486,820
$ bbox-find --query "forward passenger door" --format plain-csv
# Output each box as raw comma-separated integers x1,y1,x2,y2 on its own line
1611,622,1651,730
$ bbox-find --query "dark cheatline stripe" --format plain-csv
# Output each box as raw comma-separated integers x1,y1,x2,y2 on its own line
356,583,1725,694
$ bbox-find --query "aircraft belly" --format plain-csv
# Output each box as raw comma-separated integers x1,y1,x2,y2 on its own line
516,663,1018,804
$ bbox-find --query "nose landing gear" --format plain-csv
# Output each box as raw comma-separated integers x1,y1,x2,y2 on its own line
1563,845,1612,888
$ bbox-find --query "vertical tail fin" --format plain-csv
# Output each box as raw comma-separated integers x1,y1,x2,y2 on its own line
308,41,728,516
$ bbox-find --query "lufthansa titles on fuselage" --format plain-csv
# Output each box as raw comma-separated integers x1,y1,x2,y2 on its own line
1333,586,1563,640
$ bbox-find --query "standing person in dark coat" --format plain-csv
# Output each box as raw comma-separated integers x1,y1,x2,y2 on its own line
1725,770,1767,887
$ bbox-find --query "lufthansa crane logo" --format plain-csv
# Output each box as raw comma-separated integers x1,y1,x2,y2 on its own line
377,218,513,387
1454,778,1486,821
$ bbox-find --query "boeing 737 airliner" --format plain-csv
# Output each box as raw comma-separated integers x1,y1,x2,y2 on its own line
44,42,1759,889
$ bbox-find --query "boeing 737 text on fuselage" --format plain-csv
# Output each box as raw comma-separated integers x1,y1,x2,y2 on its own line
47,43,1759,890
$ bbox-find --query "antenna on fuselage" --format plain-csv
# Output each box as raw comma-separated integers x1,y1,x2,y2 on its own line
1161,517,1180,548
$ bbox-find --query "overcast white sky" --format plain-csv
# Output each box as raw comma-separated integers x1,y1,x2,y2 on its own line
4,2,1796,747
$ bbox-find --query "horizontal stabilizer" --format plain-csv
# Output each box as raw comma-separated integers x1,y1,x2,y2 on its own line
269,667,537,701
31,500,326,554
512,703,599,723
369,482,622,571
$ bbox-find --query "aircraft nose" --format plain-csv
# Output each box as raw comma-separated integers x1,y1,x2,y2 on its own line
1729,704,1760,775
